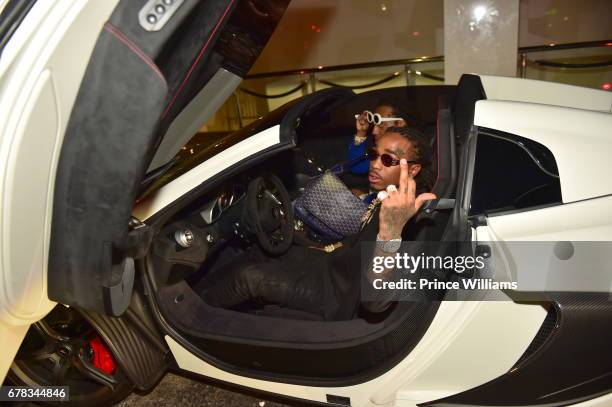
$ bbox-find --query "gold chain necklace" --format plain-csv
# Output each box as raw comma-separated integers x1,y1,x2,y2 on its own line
361,197,380,227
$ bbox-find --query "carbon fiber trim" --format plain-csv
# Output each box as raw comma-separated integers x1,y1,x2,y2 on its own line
512,304,557,369
81,293,170,391
422,293,612,406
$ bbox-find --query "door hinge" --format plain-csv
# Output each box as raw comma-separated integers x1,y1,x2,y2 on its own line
103,217,154,316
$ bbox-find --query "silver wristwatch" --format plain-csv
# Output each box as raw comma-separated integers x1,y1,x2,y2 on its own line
376,235,402,253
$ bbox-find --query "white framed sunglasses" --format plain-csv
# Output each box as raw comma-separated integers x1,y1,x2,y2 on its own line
354,110,404,126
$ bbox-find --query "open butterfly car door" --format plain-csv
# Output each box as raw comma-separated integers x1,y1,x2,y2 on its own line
0,0,289,378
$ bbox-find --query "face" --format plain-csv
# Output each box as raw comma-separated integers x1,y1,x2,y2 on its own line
368,132,421,191
371,105,406,141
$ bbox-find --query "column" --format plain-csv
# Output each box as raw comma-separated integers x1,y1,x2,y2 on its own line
444,0,520,84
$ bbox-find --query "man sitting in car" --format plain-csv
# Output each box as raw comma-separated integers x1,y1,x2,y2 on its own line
202,126,436,320
343,99,419,192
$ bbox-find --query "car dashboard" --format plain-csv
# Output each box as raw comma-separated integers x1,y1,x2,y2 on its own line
199,182,247,225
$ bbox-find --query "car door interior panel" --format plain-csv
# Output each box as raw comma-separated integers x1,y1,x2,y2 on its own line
47,0,290,316
48,24,168,315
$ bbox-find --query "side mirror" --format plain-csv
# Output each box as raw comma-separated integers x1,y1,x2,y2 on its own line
422,198,456,214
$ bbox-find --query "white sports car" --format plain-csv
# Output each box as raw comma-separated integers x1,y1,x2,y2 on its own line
1,1,611,406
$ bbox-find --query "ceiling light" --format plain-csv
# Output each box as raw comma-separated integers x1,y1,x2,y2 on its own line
472,5,486,22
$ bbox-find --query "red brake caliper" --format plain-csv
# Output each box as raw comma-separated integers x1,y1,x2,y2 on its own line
89,336,116,375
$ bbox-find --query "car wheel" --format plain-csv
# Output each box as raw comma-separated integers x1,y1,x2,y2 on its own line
7,305,133,406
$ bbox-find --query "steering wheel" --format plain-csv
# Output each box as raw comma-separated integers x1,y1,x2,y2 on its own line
246,174,294,255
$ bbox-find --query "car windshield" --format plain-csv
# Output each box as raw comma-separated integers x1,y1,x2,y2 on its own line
137,98,299,200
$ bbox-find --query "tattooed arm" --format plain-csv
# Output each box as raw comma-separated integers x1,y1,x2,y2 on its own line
361,158,436,314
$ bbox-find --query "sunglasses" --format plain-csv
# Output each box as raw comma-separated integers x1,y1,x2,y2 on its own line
367,147,417,167
354,110,405,126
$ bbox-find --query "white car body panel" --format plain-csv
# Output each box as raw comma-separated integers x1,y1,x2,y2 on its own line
167,301,546,407
0,0,119,380
571,392,612,407
2,70,57,321
479,75,612,112
474,196,612,296
133,124,282,221
477,195,612,242
0,320,29,385
474,100,612,203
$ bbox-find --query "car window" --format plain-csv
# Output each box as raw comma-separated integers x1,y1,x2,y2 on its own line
469,129,562,216
0,0,37,59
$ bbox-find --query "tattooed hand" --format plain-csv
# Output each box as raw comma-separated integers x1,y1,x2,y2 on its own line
378,158,436,240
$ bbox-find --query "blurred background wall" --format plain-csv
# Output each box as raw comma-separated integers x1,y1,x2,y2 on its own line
199,0,611,133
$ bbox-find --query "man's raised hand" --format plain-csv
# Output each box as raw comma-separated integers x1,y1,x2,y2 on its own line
378,158,437,240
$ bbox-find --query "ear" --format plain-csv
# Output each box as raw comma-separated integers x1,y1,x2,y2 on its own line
410,163,422,177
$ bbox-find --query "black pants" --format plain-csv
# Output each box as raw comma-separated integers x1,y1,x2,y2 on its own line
201,246,339,320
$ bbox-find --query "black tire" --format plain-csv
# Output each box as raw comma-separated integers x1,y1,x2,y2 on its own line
6,305,133,406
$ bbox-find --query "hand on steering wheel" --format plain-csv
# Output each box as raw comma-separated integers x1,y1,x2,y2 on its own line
246,174,294,255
